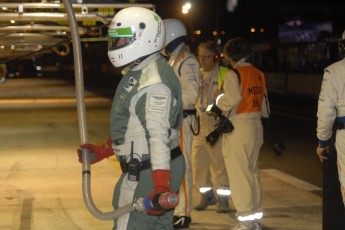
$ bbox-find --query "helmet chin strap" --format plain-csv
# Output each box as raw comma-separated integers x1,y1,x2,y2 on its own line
127,54,150,69
129,52,161,71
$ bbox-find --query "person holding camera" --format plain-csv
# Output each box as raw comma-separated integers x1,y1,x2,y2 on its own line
216,38,270,230
192,41,231,213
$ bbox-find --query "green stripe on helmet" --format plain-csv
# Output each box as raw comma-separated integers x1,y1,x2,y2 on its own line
108,27,133,37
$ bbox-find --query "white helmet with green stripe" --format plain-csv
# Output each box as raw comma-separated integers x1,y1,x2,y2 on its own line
107,7,165,68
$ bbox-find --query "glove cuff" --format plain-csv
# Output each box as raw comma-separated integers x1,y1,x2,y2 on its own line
318,139,329,148
152,170,171,192
103,138,114,158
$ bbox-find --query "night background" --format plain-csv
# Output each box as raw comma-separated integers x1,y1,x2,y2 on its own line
1,1,345,229
1,0,345,78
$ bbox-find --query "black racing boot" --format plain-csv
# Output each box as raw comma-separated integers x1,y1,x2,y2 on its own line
216,195,231,213
173,216,191,229
194,189,216,211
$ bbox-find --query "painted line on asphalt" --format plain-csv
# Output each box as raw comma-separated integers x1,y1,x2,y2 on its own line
261,168,322,192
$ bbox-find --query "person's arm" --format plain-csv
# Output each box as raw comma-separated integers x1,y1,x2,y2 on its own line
261,89,271,119
216,70,242,112
316,69,337,161
136,83,172,170
179,57,200,109
135,83,175,215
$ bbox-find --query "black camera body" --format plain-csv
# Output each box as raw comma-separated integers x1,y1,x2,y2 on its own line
205,104,234,145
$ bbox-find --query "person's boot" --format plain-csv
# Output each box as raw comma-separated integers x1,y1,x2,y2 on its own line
216,195,231,213
231,221,261,230
194,189,216,211
173,216,191,229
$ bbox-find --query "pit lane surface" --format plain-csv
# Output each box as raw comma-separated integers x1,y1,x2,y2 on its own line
0,77,322,229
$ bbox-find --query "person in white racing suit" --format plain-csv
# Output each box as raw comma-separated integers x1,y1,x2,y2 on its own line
192,41,231,213
316,30,345,206
216,38,270,230
162,18,200,229
78,7,185,230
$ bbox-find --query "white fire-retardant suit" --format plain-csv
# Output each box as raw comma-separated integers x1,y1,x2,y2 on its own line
317,57,345,205
110,54,185,230
168,42,200,218
217,61,269,228
192,65,230,206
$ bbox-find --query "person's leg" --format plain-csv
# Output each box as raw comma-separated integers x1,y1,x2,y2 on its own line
251,121,263,212
192,136,215,211
210,136,229,189
209,136,231,213
222,120,263,229
192,136,212,188
174,118,193,218
113,155,185,230
155,154,185,230
336,130,345,205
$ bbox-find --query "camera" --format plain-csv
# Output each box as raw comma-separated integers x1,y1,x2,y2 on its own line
205,104,234,145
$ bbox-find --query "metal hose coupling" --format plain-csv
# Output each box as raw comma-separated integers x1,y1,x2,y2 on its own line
132,192,179,213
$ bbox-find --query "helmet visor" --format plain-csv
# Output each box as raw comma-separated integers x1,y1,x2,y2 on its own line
108,27,136,51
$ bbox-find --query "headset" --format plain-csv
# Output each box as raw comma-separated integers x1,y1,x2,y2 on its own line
214,50,222,63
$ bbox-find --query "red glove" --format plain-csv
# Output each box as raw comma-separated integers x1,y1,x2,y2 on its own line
146,170,171,216
77,138,114,164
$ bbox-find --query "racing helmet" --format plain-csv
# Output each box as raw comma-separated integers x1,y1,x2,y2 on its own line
107,7,165,67
223,37,253,62
163,18,187,48
339,30,345,58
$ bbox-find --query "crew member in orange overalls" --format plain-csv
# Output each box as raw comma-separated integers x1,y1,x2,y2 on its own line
216,38,270,230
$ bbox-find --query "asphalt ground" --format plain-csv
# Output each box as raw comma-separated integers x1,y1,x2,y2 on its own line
0,77,323,230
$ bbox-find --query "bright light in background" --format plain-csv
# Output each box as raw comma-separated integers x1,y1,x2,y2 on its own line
250,27,256,33
212,31,218,36
260,28,265,32
227,0,238,12
184,3,192,10
194,30,202,35
182,2,192,14
10,20,15,24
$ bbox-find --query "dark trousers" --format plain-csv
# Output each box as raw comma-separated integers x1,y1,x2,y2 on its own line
323,131,345,230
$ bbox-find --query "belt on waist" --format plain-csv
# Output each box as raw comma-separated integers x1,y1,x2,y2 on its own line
183,109,196,118
120,147,182,173
337,122,345,130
